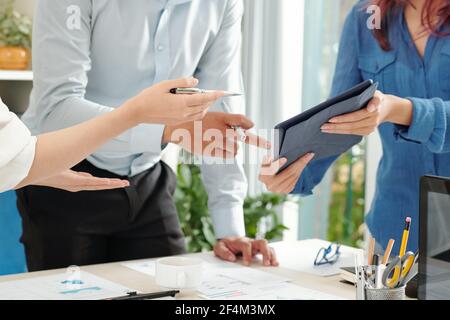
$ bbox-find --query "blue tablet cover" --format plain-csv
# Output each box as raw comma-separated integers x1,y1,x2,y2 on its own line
275,80,378,171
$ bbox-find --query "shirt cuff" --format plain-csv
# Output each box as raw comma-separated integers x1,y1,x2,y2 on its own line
211,205,246,239
129,124,165,154
0,136,36,193
292,166,314,196
394,97,445,146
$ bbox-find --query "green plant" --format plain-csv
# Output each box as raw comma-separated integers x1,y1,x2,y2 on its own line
175,164,291,253
244,193,290,240
0,0,32,49
327,145,366,248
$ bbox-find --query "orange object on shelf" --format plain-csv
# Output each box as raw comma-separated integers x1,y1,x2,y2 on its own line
0,47,30,70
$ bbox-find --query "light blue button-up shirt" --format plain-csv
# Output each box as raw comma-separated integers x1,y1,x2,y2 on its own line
22,0,247,238
294,1,450,253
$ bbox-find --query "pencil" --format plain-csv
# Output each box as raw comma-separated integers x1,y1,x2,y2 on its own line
399,217,412,257
382,239,395,265
368,237,376,266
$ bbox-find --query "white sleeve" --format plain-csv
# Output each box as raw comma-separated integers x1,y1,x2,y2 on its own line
0,101,37,192
27,0,163,155
195,0,247,238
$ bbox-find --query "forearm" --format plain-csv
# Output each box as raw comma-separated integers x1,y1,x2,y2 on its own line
390,96,450,153
17,102,140,187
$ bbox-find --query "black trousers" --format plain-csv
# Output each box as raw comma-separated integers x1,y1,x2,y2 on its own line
16,160,186,272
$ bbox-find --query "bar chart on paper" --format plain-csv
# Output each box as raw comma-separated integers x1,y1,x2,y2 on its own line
122,255,344,300
0,272,132,300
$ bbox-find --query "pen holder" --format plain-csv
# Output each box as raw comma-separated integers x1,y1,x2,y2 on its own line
365,286,406,300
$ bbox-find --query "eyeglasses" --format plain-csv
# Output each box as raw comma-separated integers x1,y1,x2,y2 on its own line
314,242,341,266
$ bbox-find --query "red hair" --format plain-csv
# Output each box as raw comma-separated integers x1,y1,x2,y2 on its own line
371,0,450,50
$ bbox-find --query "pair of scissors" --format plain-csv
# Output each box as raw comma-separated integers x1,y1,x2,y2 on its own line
382,252,419,288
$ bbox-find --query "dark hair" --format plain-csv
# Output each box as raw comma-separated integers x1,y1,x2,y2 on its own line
371,0,450,50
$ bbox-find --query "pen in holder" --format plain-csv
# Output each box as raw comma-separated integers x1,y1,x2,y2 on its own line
356,265,406,301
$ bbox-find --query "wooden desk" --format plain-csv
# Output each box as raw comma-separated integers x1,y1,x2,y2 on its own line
0,240,357,300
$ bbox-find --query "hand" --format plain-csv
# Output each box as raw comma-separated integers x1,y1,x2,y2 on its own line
125,78,224,126
259,153,315,194
34,170,130,192
214,237,279,267
320,90,389,136
164,112,272,158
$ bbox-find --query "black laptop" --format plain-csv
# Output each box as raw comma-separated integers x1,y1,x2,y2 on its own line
418,175,450,300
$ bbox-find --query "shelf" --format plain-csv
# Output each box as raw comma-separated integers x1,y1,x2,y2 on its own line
0,70,33,81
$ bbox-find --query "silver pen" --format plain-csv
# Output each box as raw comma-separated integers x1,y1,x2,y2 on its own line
170,87,243,97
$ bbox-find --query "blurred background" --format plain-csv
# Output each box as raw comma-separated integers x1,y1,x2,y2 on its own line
0,0,382,275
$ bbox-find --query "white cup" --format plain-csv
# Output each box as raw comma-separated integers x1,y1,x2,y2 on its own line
155,257,203,290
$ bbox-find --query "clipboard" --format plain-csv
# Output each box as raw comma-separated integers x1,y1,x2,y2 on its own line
274,80,378,172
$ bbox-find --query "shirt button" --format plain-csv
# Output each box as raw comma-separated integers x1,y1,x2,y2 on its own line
157,45,165,51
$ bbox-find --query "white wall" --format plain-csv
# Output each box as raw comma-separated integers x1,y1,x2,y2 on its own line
365,134,382,215
14,0,35,17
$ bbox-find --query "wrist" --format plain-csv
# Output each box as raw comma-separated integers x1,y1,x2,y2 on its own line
121,98,143,128
163,125,174,144
384,95,413,126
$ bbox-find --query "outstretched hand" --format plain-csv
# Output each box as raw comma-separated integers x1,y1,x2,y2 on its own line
34,170,130,192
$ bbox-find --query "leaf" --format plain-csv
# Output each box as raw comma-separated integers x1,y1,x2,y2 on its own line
0,1,32,49
175,164,293,253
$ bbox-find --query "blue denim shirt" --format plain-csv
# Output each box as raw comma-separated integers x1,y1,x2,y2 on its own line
294,2,450,253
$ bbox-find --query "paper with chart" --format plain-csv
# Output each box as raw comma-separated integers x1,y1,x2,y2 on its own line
122,260,156,277
202,282,343,300
196,261,343,300
121,255,344,300
122,256,289,286
0,271,132,300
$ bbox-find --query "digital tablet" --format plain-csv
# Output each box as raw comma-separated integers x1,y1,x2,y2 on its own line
274,80,378,172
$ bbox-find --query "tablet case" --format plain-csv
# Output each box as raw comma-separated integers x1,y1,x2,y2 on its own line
275,80,378,172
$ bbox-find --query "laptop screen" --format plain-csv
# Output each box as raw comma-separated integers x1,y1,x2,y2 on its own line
419,176,450,300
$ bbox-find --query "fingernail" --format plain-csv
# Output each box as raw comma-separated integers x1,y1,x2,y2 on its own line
321,125,330,130
307,153,315,161
368,104,376,112
329,118,338,123
189,78,199,86
280,158,288,165
264,261,270,266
